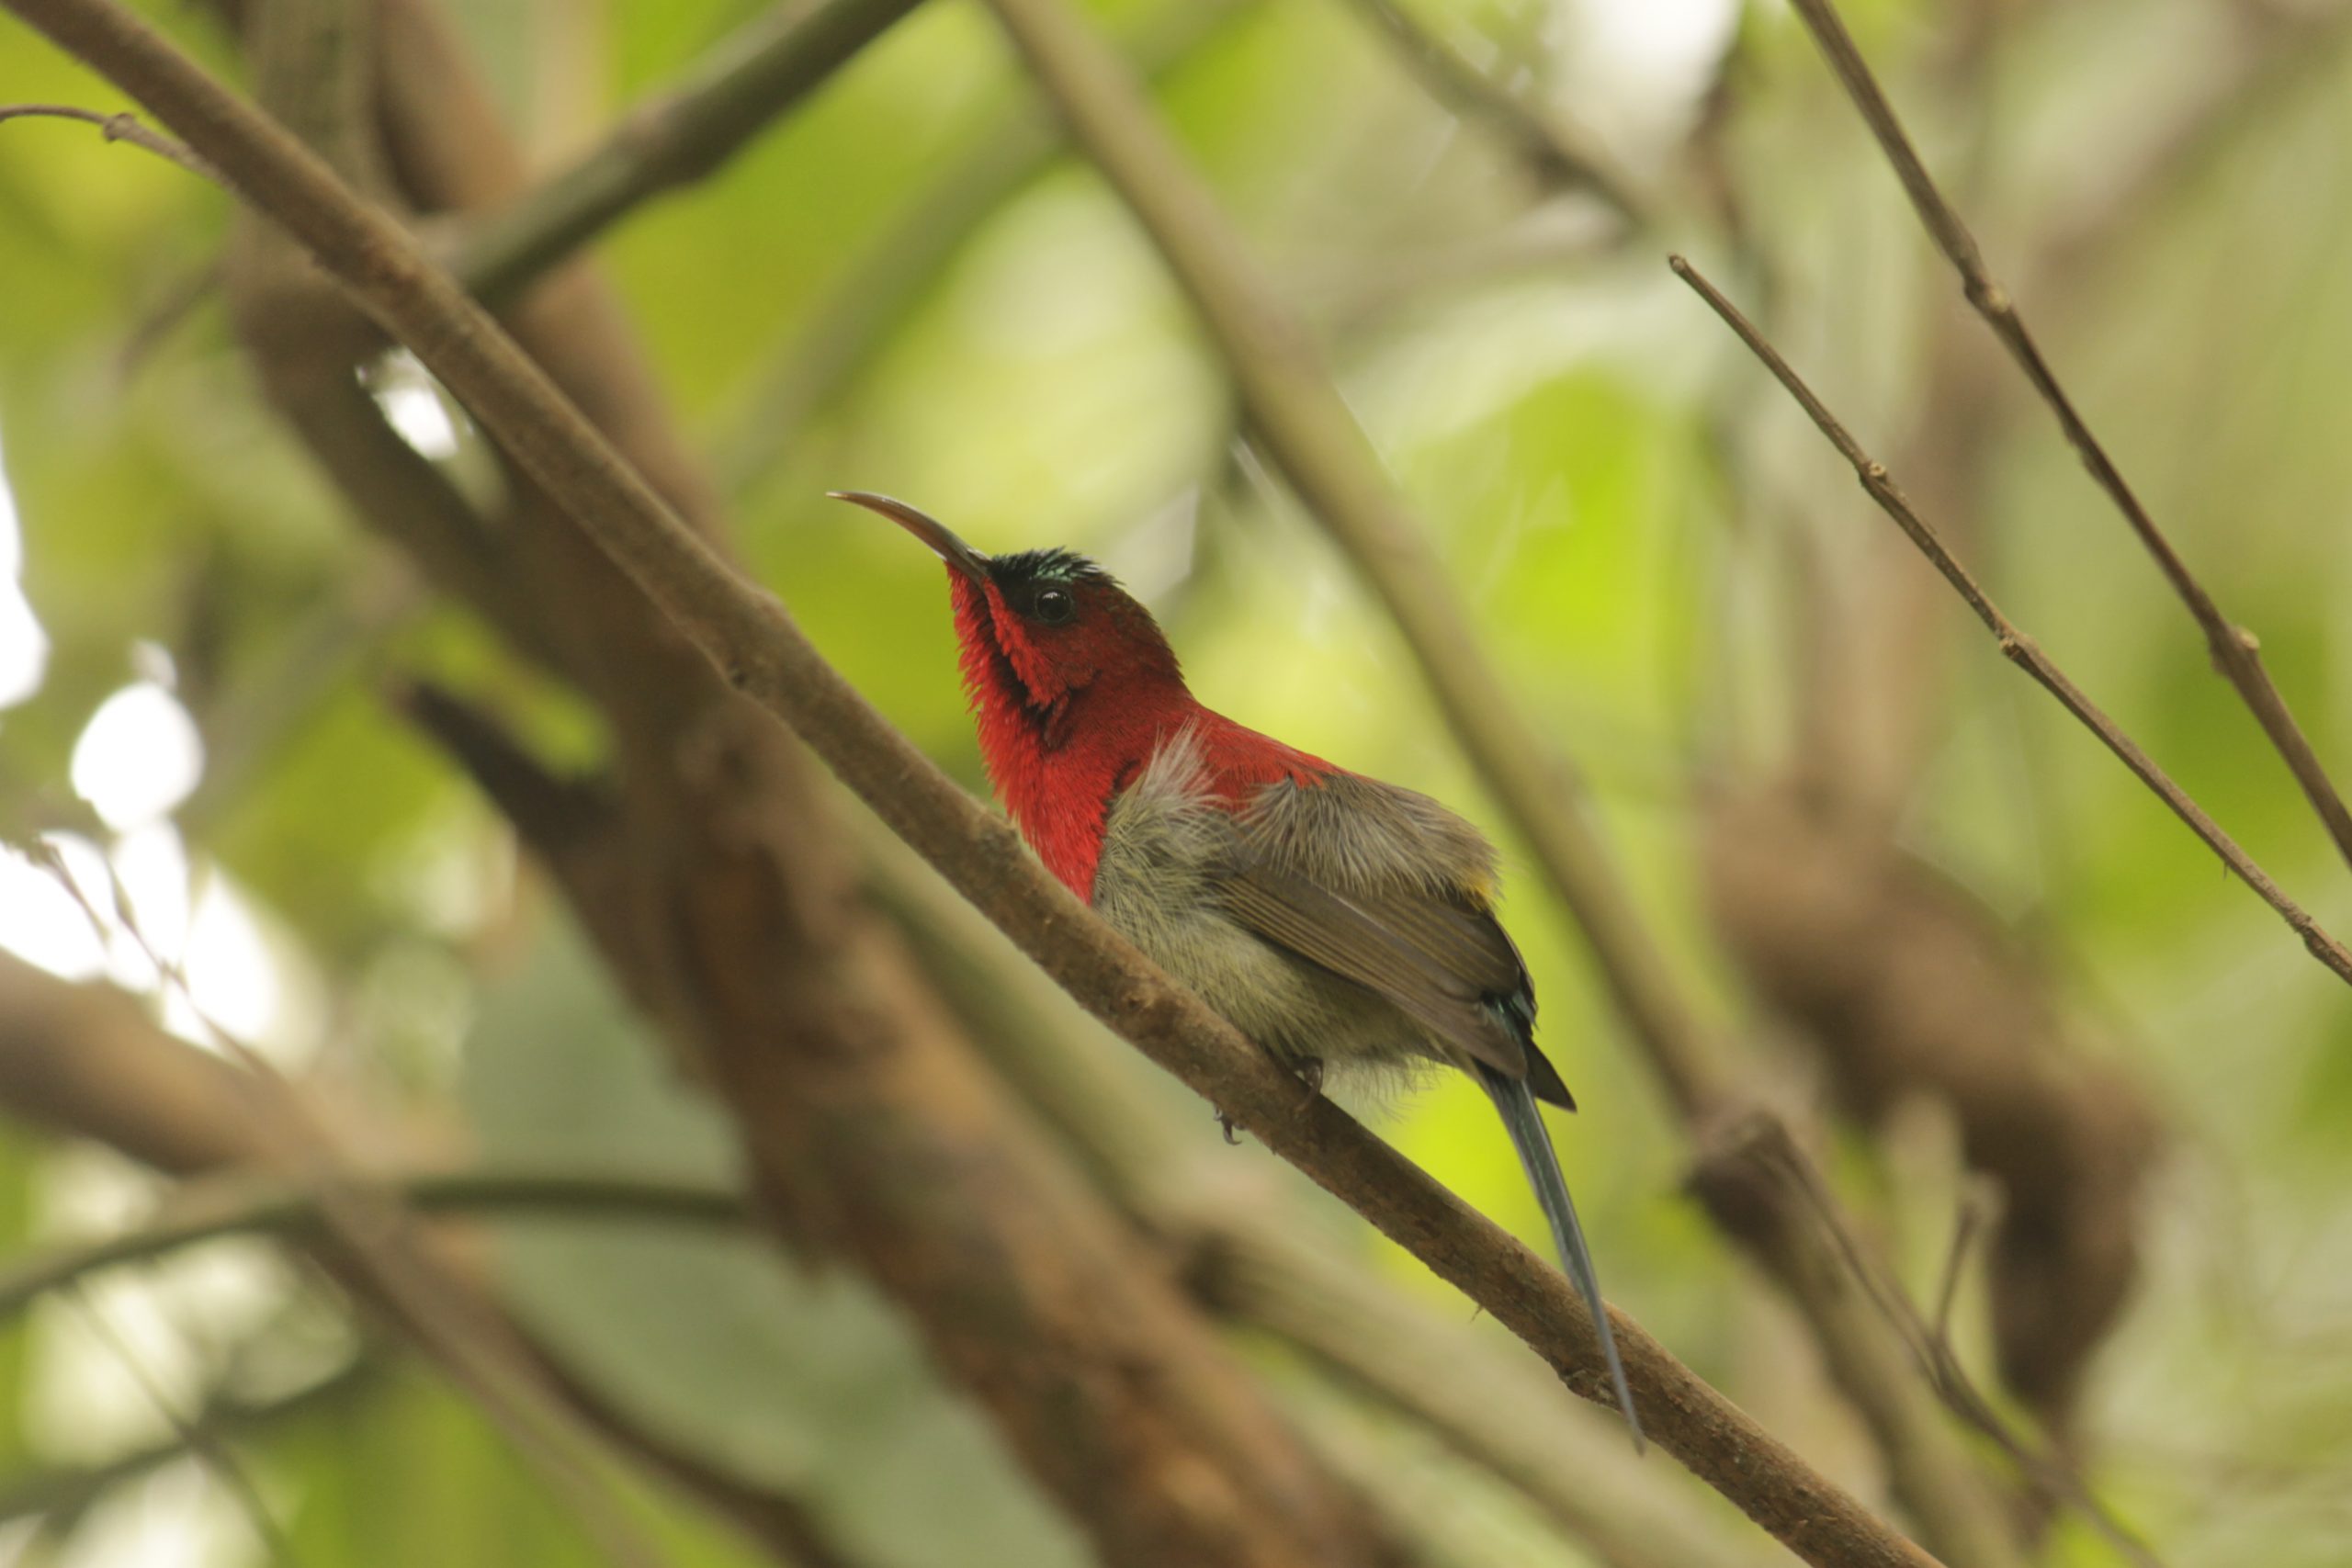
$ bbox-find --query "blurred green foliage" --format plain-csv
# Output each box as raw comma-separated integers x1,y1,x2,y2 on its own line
2,0,2350,1562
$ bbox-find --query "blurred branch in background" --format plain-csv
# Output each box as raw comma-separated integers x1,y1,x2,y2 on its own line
447,0,927,310
0,1168,745,1324
1335,0,1644,225
0,1356,381,1532
1784,0,2352,881
712,0,1261,497
0,947,863,1567
1704,795,2162,1442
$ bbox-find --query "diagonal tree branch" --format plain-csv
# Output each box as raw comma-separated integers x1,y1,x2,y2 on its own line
240,3,1415,1557
1783,0,2352,879
0,948,859,1568
0,1169,745,1325
1671,253,2352,987
870,829,1780,1568
446,0,925,309
710,0,1258,494
0,1,1949,1561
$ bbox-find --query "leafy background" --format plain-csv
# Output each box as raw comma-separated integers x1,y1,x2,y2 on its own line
2,0,2350,1563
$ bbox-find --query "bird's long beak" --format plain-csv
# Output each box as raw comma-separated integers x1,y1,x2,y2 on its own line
829,491,991,583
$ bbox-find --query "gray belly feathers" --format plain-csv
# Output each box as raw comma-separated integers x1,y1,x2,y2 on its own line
1091,726,1505,1084
1095,728,1639,1438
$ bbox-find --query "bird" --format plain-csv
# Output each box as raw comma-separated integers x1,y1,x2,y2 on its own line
833,490,1640,1443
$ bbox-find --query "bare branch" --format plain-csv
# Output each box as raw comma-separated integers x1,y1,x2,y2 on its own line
0,949,860,1568
0,1,1959,1560
1783,0,2352,877
447,0,924,308
1671,253,2352,988
711,0,1258,493
0,1168,744,1325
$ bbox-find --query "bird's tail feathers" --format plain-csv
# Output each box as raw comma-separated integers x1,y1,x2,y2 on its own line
1478,1064,1644,1450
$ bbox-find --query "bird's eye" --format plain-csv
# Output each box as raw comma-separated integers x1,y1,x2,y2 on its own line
1033,587,1075,625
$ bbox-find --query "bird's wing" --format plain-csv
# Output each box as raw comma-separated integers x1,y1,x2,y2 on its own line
1223,864,1533,1086
1216,773,1539,1082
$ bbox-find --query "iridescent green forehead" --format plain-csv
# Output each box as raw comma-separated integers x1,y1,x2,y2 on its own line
988,547,1111,590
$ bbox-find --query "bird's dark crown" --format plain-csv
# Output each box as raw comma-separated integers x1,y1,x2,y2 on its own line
988,547,1110,589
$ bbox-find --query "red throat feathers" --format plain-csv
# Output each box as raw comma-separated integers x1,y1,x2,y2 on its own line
944,566,1331,897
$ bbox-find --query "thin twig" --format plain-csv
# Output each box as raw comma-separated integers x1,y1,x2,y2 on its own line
1671,254,2352,987
1783,0,2352,878
1930,1186,1991,1354
0,100,217,176
0,3,1949,1560
1745,1122,2166,1568
0,1168,745,1324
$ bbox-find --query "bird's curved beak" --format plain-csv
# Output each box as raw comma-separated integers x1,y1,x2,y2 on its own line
829,491,992,583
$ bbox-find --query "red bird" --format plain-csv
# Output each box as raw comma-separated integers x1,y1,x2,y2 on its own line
837,491,1639,1441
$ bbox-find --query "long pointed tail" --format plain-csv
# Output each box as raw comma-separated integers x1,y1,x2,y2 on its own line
1478,1064,1644,1449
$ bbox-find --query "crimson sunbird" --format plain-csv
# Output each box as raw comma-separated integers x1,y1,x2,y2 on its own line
836,490,1640,1442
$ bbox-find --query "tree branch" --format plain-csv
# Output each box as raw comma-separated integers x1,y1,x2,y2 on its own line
865,826,1776,1568
1337,0,1643,224
0,3,1951,1560
0,1168,744,1325
710,0,1257,494
0,948,860,1568
1671,253,2352,987
445,0,924,309
1783,0,2352,878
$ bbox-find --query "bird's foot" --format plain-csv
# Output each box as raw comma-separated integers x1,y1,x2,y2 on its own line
1216,1110,1241,1145
1291,1056,1325,1111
